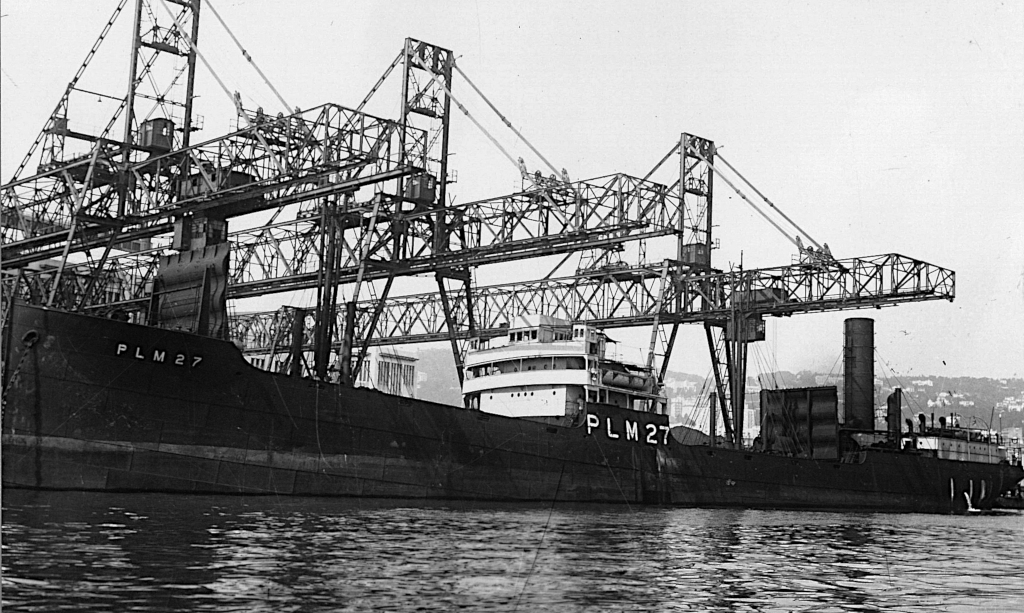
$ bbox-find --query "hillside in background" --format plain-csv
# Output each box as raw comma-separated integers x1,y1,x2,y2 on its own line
411,348,1024,434
878,375,1024,432
759,371,1024,432
412,346,463,406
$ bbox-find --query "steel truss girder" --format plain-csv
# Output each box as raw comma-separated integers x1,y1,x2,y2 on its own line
3,0,197,247
2,103,426,268
9,250,162,316
6,170,683,308
229,253,955,353
679,134,714,260
652,133,714,259
229,172,676,295
401,39,453,196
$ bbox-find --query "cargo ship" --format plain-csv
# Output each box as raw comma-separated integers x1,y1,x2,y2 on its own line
3,302,1021,514
2,3,1021,514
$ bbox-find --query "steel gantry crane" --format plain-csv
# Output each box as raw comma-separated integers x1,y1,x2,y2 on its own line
1,1,955,450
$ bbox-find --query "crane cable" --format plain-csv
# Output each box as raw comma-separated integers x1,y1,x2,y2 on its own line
156,0,250,125
453,64,564,180
409,56,523,175
204,0,293,114
715,153,824,252
686,144,804,252
412,55,571,187
156,0,288,176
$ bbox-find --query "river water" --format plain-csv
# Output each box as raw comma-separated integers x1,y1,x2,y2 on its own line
2,490,1022,612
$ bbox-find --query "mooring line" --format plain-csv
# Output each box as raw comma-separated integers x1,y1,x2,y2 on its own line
512,460,565,611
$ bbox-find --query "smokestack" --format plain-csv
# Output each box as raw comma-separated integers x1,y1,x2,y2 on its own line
844,318,874,431
887,388,902,442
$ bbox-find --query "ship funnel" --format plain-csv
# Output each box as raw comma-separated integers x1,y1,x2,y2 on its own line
886,388,902,441
844,318,875,431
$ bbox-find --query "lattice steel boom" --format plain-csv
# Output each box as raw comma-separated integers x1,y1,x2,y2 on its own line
230,253,954,351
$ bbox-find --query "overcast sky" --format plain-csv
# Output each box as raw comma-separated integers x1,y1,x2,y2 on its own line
2,1,1021,379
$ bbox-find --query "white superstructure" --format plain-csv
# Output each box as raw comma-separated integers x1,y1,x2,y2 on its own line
908,433,1009,464
463,314,665,419
356,349,418,398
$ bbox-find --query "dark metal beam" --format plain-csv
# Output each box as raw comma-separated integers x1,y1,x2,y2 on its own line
229,253,955,354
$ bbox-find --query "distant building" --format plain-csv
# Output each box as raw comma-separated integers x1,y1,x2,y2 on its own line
815,374,842,386
744,407,759,442
669,380,699,393
668,396,702,427
997,394,1024,412
355,349,417,398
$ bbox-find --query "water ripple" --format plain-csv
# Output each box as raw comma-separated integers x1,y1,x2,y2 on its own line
3,491,1023,612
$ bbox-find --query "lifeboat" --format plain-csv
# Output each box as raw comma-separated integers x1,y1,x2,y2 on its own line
601,369,650,390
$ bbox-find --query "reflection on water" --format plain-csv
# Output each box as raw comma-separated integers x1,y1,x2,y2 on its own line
3,490,1022,612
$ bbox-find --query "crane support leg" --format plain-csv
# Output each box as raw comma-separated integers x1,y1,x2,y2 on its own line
435,270,468,386
705,322,735,443
353,273,396,383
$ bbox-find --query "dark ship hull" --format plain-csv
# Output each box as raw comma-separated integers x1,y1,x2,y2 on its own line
4,304,1021,514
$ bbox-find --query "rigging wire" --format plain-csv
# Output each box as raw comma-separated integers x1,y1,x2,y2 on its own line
156,0,253,127
409,55,521,173
690,367,716,439
203,0,293,114
511,462,565,612
716,153,824,251
768,322,782,386
9,0,130,183
453,63,564,180
686,144,804,251
412,55,571,187
750,343,774,391
875,348,928,424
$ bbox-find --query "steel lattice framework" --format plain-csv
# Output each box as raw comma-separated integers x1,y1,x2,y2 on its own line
230,172,679,297
230,253,955,351
1,3,957,446
2,104,423,268
5,170,691,309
